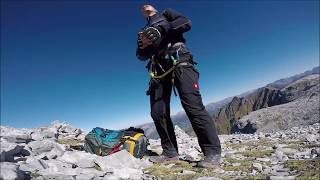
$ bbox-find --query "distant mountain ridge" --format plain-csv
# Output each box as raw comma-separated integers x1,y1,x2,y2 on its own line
213,87,285,134
233,74,320,133
137,66,320,139
266,66,319,89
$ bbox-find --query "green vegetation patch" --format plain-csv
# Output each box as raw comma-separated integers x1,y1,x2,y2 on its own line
238,150,274,158
56,138,84,146
284,158,320,180
216,120,231,134
225,138,276,150
30,170,41,178
278,140,320,149
143,160,216,180
283,140,306,149
218,176,232,180
223,158,252,172
286,143,320,151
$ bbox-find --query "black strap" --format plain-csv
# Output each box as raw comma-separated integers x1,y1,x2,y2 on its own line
172,71,178,96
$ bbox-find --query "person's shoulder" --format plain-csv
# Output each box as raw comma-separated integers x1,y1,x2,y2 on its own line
162,8,179,15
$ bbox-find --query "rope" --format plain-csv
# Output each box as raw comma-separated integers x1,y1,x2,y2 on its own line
148,42,183,79
150,65,175,79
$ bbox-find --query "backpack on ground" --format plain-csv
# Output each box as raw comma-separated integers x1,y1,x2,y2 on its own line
83,127,148,158
83,127,125,156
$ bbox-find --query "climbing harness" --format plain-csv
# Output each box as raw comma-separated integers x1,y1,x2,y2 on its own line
148,55,178,79
147,43,193,96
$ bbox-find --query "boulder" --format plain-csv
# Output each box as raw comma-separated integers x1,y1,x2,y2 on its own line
0,126,33,143
0,162,27,180
20,158,72,175
59,125,77,134
36,160,110,179
57,151,97,168
0,141,27,162
35,142,65,160
175,126,201,161
19,156,49,172
112,168,143,179
27,140,58,155
94,150,152,179
30,127,57,141
94,150,150,170
33,174,75,180
269,176,295,180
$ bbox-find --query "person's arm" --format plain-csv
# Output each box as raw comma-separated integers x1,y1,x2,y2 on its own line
136,46,153,61
160,8,191,34
136,31,155,61
143,9,191,47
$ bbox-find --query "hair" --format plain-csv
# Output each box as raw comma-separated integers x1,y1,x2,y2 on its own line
140,4,158,13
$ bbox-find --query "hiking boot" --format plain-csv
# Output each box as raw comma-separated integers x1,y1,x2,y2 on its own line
197,154,222,168
149,155,179,163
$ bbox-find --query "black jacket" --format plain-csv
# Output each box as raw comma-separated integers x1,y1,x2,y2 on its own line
136,8,192,61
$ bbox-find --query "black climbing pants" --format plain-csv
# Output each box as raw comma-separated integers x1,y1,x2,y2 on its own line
149,64,221,157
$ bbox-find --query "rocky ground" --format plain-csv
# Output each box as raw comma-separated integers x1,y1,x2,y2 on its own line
1,121,319,180
1,121,152,180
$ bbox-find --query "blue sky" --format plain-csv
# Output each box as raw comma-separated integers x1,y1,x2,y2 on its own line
1,0,319,130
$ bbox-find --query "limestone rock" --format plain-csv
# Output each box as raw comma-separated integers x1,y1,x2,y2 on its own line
252,162,263,172
0,141,26,162
0,126,33,143
30,127,57,141
58,151,97,168
0,162,27,180
268,176,296,180
27,140,57,155
95,150,151,170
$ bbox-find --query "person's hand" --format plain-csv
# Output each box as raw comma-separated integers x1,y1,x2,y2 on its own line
144,26,162,42
138,32,152,49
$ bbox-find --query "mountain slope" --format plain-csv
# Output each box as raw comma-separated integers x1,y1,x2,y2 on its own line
213,87,285,134
213,71,319,134
233,74,320,133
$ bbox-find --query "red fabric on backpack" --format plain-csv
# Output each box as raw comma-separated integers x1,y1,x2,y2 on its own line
106,142,122,156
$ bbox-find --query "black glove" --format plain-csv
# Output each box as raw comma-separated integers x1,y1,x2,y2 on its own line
137,35,144,49
138,31,153,49
144,26,163,42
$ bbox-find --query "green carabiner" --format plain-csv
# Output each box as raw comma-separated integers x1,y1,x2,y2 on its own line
170,56,177,66
149,72,155,78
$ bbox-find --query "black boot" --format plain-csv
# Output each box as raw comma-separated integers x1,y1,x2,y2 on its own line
197,154,222,168
149,154,179,163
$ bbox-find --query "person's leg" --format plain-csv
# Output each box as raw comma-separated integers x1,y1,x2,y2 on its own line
174,65,221,157
149,78,179,157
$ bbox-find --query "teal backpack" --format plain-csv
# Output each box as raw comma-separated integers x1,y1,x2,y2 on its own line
83,127,148,158
83,127,125,156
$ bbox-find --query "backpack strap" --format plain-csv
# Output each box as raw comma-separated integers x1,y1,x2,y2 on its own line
122,133,144,155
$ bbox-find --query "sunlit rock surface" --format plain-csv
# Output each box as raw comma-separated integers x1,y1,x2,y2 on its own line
1,121,319,179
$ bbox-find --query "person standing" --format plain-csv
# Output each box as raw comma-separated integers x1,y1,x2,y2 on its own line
136,5,221,168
